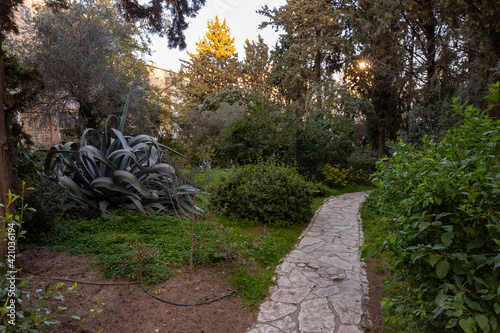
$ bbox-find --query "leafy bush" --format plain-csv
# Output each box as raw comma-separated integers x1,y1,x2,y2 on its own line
347,147,378,185
296,109,355,179
23,176,71,237
400,96,462,146
212,160,313,226
322,164,352,188
372,83,500,332
222,105,296,165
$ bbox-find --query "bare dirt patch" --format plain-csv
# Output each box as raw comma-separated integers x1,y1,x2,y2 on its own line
19,246,255,333
18,245,389,333
362,259,394,333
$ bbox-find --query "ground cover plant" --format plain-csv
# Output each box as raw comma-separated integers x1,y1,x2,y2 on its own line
360,196,399,333
371,83,500,332
38,196,304,309
29,162,373,312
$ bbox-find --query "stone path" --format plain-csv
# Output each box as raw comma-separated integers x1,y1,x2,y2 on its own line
246,191,370,333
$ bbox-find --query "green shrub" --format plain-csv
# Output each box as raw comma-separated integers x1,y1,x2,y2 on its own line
347,147,378,185
372,83,500,332
322,163,352,188
296,109,355,179
221,100,296,166
400,96,462,146
23,176,71,237
212,160,313,226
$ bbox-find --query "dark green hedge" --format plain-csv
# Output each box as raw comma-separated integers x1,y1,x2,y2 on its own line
212,160,313,226
372,83,500,333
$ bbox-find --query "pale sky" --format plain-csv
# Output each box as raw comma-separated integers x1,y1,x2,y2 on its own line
146,0,287,71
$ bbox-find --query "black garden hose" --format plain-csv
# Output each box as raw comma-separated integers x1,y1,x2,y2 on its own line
142,285,240,306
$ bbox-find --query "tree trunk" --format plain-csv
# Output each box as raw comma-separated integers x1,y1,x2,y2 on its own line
377,126,385,159
423,0,436,85
0,39,12,275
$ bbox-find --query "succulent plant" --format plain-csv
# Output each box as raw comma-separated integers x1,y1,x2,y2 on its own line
44,97,205,216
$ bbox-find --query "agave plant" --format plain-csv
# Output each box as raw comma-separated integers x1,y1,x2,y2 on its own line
44,99,206,216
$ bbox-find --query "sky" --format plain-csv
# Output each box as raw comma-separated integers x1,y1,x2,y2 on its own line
146,0,287,71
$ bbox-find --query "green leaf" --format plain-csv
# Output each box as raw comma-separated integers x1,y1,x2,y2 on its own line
490,316,498,330
442,232,454,247
433,243,448,250
419,222,431,231
435,293,447,305
453,253,468,261
465,298,482,311
459,317,473,333
436,260,450,279
430,254,441,267
446,318,458,328
494,253,500,268
472,255,488,267
476,315,489,330
467,239,485,252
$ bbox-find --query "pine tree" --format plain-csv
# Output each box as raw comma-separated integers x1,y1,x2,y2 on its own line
259,0,351,114
240,35,271,96
179,16,239,105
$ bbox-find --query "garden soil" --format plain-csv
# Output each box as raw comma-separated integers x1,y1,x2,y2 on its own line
19,246,255,333
19,246,387,333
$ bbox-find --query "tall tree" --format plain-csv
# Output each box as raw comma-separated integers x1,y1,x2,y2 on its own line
240,35,271,97
443,0,500,108
174,16,240,159
12,0,161,132
179,16,239,106
117,0,205,50
0,0,25,275
347,0,408,157
259,0,351,115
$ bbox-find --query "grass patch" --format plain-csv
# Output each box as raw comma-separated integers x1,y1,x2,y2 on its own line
360,194,388,268
33,170,373,309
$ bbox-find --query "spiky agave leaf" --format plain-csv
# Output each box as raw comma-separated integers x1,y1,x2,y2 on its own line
45,129,205,216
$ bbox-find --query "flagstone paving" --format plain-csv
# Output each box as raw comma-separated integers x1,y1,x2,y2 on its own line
246,192,370,333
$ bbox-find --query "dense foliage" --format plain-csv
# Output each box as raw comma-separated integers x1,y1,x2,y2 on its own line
178,16,239,106
296,108,355,179
372,84,500,332
213,160,313,226
221,95,296,165
193,86,365,184
10,0,165,134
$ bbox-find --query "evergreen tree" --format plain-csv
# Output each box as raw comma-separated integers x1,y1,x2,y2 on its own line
259,0,351,115
179,16,239,106
240,35,271,96
347,0,408,158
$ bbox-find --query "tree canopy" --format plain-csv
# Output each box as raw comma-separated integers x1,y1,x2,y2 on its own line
10,0,165,134
179,16,239,106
